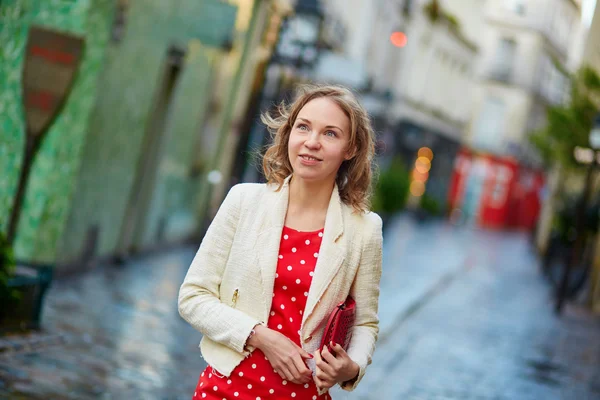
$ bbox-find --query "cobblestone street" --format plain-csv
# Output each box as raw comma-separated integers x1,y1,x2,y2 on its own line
1,215,600,399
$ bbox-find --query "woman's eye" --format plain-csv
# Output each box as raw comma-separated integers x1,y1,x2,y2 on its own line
325,130,337,137
297,124,309,131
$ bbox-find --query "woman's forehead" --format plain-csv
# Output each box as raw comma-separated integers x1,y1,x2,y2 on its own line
296,97,350,130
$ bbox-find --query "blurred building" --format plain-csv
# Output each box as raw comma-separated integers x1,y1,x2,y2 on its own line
464,0,580,158
442,0,583,229
0,0,278,272
581,0,600,72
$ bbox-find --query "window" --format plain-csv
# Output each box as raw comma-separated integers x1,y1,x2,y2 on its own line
491,38,516,82
473,97,506,149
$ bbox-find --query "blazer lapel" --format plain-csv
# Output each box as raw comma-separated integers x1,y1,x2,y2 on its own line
255,178,290,319
302,185,346,327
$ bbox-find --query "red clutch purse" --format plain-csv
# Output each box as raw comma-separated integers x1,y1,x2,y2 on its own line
319,296,356,353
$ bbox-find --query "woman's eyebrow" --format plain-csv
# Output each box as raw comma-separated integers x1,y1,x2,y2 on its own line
298,117,342,131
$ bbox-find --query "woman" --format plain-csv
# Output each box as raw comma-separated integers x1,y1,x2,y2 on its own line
178,84,383,399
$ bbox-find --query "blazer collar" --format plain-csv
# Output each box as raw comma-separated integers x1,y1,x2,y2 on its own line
256,175,347,324
262,175,344,242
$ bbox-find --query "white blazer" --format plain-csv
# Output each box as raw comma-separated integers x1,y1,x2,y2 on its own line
178,176,383,392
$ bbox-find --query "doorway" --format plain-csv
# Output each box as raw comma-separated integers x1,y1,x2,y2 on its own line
115,46,185,258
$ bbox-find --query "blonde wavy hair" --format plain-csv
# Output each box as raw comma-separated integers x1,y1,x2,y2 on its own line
261,84,376,213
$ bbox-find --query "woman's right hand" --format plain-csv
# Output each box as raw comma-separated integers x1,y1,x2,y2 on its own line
248,325,313,384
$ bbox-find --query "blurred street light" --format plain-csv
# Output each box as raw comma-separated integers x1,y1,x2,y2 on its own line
390,31,408,48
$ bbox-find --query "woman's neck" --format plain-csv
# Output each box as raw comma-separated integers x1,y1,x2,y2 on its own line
287,176,334,215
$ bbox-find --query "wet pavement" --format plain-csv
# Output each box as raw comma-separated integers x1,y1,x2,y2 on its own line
1,215,600,399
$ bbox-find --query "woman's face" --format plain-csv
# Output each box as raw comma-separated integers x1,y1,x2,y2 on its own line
288,97,352,185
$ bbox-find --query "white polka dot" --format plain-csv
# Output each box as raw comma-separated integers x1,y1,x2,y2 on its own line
252,364,257,369
304,383,309,388
272,293,275,297
314,252,319,258
300,310,303,314
313,396,318,400
269,389,275,394
279,255,283,259
260,376,266,382
291,392,296,397
292,247,297,253
304,292,308,297
257,397,261,400
309,271,314,276
291,297,296,302
282,380,288,385
281,304,285,309
202,394,206,398
296,279,301,284
202,372,205,377
200,383,204,387
305,240,310,245
239,372,244,377
297,330,301,335
283,286,287,290
300,260,305,264
277,324,283,329
213,386,218,391
270,311,275,316
209,373,212,378
248,384,252,389
276,273,279,278
289,317,293,322
194,392,197,397
284,234,289,240
264,356,268,360
318,232,323,237
227,380,232,384
287,266,292,271
234,393,239,397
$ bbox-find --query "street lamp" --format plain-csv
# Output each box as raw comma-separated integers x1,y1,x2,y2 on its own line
274,0,324,69
556,112,600,313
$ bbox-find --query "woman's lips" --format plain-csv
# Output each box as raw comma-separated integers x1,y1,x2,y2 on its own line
299,154,322,165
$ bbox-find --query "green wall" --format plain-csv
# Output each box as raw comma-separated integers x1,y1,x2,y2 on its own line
58,1,224,265
0,0,115,262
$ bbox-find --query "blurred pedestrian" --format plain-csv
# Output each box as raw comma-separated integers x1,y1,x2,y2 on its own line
178,84,383,399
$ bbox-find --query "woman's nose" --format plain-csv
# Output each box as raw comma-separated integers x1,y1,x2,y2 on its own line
304,131,321,149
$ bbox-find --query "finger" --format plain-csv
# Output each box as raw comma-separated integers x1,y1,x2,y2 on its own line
285,354,307,383
299,346,314,360
314,373,332,390
279,365,295,383
330,342,348,357
315,354,336,378
291,354,312,383
320,345,340,366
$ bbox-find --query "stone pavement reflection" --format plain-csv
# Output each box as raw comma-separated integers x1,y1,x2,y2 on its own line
334,216,600,400
0,250,207,399
1,215,600,399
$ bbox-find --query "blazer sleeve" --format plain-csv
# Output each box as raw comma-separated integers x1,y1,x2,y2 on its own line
178,184,262,354
340,213,383,391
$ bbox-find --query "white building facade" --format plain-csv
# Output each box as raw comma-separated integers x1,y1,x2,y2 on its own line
461,0,582,160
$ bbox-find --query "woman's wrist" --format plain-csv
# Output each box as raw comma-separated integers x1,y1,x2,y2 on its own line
344,361,360,383
247,324,267,349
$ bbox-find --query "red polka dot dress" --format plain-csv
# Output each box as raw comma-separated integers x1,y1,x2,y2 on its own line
192,226,332,400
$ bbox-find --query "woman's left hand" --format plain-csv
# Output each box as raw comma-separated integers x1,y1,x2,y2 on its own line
314,342,360,391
